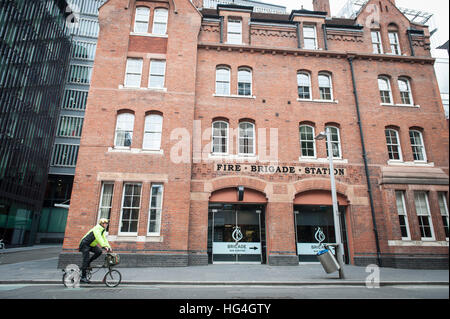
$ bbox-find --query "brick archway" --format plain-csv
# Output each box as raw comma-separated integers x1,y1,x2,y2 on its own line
292,178,351,203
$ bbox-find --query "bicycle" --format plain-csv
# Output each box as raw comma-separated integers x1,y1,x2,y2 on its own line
62,252,122,288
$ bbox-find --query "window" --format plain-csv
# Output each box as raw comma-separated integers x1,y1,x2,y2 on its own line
51,144,79,167
238,68,252,96
238,122,255,155
124,58,143,88
398,78,413,105
148,184,163,235
371,31,383,54
303,25,317,50
143,114,163,150
68,65,92,84
414,191,434,239
98,183,114,221
297,72,311,100
114,113,134,147
438,193,449,239
299,125,316,158
119,183,142,234
325,126,342,159
57,115,83,137
212,121,228,154
388,32,401,55
215,67,230,95
227,19,242,44
62,89,88,110
148,60,166,88
318,73,332,101
134,7,150,33
152,8,168,35
385,129,402,161
409,130,426,162
378,77,392,104
395,191,410,239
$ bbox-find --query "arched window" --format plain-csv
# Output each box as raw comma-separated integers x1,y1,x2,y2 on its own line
378,76,392,104
152,8,168,35
238,122,255,155
297,72,311,100
409,130,427,162
238,68,252,96
398,78,413,105
115,112,135,147
299,125,316,158
212,121,228,154
143,114,163,150
325,126,342,159
134,6,150,33
318,73,333,101
215,67,230,95
385,128,402,161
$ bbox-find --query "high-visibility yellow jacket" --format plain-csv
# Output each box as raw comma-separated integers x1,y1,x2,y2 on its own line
80,224,111,248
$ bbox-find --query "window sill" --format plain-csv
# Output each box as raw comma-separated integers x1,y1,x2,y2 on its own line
297,98,338,104
298,157,348,164
130,32,168,38
208,153,259,161
380,103,420,108
387,160,434,167
108,147,164,155
213,94,256,99
387,240,447,247
119,85,167,92
108,235,163,243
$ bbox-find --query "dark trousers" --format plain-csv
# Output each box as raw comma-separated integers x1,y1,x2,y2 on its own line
79,243,102,277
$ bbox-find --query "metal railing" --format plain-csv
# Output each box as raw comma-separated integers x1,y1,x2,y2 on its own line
202,0,286,14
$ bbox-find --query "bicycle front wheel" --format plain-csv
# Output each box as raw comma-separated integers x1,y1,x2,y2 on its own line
103,269,121,287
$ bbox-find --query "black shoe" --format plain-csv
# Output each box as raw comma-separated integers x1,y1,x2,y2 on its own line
80,277,91,284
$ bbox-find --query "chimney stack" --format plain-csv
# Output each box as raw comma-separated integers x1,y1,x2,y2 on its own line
312,0,331,17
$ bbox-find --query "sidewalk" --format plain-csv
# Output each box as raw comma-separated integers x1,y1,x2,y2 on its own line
0,245,448,286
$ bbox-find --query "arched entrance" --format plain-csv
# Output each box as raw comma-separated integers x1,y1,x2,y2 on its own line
294,190,350,264
208,187,267,264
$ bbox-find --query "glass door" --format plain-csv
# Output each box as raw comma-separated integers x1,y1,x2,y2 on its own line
294,205,348,263
210,204,263,263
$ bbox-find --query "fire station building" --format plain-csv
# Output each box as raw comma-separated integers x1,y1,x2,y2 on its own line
59,0,449,269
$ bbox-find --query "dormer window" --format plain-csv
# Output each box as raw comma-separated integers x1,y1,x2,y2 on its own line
388,31,401,55
227,19,242,45
303,25,317,50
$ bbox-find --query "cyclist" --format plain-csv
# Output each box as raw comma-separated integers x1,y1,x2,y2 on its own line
79,218,112,283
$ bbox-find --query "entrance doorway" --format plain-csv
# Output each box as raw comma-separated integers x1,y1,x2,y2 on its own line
208,203,266,264
294,205,349,263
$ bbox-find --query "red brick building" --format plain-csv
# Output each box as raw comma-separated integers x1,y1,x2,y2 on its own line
59,0,449,269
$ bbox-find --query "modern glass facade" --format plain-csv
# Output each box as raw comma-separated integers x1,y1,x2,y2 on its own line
0,0,71,246
38,0,105,244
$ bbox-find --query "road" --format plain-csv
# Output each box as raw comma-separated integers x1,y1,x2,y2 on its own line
0,283,447,299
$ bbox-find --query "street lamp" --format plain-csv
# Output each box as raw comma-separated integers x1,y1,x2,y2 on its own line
315,127,345,279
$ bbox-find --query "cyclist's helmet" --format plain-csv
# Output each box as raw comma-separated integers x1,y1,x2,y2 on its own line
99,218,109,225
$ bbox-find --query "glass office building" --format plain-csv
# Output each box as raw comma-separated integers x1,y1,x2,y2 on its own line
0,0,72,247
37,0,105,244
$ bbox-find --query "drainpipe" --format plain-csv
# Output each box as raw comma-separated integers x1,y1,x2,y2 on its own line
322,24,328,50
407,30,415,57
347,56,382,267
296,22,302,49
219,16,224,44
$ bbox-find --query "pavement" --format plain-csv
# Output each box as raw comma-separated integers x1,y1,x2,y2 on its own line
0,244,448,286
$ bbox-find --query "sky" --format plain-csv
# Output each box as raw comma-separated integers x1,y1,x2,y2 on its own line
257,0,449,45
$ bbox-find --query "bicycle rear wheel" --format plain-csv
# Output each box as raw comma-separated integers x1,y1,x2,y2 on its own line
103,269,121,287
